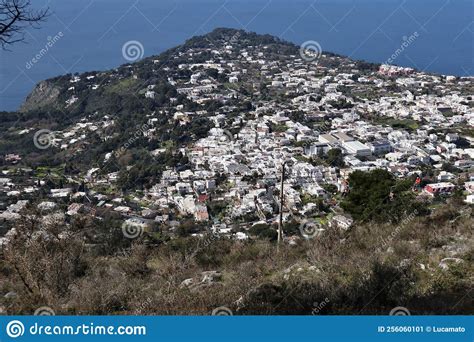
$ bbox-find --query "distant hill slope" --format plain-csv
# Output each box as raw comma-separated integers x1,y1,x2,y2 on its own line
2,28,379,176
17,28,355,115
19,28,290,113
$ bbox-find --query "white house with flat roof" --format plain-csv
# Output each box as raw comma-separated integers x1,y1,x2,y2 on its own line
342,141,371,157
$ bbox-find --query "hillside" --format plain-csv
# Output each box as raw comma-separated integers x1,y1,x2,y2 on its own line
0,28,473,315
1,29,378,177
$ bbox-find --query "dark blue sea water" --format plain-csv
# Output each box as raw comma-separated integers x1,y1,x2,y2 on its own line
0,0,472,111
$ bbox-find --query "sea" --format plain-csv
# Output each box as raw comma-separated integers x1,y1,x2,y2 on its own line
0,0,472,111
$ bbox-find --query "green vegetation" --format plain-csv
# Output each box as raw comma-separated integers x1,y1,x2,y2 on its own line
372,117,419,131
105,78,139,95
325,148,345,168
116,150,189,191
269,123,288,133
327,99,354,110
249,223,277,241
341,169,429,223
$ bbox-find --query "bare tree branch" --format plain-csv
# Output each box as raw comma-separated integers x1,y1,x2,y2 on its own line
0,0,49,49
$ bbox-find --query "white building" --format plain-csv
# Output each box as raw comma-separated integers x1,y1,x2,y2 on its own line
342,141,371,157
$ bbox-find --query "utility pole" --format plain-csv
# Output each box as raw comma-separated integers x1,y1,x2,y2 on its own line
278,162,286,245
254,123,258,145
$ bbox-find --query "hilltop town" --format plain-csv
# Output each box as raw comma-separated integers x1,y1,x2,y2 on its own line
0,28,473,315
1,28,473,240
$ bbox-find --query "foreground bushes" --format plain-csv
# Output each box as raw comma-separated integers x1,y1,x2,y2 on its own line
0,204,472,315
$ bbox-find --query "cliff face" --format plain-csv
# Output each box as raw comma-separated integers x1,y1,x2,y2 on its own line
20,80,61,113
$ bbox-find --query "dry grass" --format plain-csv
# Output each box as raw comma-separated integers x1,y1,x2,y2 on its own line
0,204,472,315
